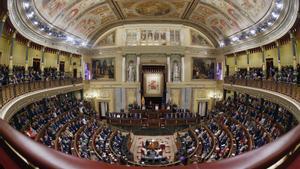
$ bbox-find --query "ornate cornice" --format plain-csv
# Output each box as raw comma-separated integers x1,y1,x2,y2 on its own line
218,0,299,55
7,0,298,56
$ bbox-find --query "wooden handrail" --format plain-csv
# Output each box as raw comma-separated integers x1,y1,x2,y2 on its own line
0,117,299,169
0,77,299,168
0,78,82,109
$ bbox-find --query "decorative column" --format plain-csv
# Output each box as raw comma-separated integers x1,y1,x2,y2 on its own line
25,41,31,75
9,32,17,76
136,54,141,106
276,41,282,81
290,31,297,69
290,31,298,83
80,55,84,79
0,14,7,38
224,55,227,78
41,47,45,76
56,51,60,71
181,55,185,82
122,55,126,82
246,50,250,77
167,54,171,82
234,53,238,72
261,46,266,79
136,55,140,82
276,41,281,71
69,54,73,77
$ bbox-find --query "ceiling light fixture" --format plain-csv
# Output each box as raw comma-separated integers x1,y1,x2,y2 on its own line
220,41,225,47
272,12,279,19
276,3,283,9
66,36,74,42
23,2,29,9
27,11,34,18
250,29,256,35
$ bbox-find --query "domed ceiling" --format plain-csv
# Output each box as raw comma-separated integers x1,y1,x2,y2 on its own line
7,0,299,53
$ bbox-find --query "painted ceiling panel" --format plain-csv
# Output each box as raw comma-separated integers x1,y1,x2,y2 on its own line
19,0,279,46
66,3,118,39
33,0,76,23
115,0,192,18
229,0,272,22
52,0,107,29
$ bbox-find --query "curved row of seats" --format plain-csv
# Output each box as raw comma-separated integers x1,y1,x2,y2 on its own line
9,92,298,166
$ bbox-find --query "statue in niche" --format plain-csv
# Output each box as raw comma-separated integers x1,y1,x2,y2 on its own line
172,60,181,82
127,60,136,82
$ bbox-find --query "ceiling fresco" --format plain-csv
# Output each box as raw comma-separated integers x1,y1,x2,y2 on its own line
115,0,191,18
12,0,295,50
29,0,275,42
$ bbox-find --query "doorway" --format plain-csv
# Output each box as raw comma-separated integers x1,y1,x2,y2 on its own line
33,58,41,72
226,65,229,76
59,61,65,73
198,101,208,117
99,101,109,118
266,58,274,79
73,69,77,78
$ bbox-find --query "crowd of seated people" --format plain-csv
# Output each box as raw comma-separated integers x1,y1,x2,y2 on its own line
140,139,168,165
94,127,118,164
0,64,9,86
42,111,79,147
234,68,263,80
27,67,42,82
276,66,295,83
9,91,298,166
231,65,300,84
10,66,42,84
0,64,73,86
176,130,197,164
44,67,60,80
177,94,298,164
58,117,88,154
111,131,133,164
207,119,231,161
77,119,98,159
218,116,249,156
194,126,214,160
10,66,25,84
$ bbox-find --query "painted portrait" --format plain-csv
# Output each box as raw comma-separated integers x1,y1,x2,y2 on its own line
135,0,172,16
190,30,211,46
92,58,115,80
98,31,116,46
192,58,215,80
143,73,163,97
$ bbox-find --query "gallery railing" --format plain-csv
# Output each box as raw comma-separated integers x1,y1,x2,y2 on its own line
0,117,299,169
224,77,300,102
0,78,82,109
0,77,299,169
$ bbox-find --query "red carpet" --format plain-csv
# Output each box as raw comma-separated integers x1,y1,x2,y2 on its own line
0,144,22,169
286,151,300,169
277,149,300,169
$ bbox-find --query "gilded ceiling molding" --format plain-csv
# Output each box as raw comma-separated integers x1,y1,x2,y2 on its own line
6,0,297,55
107,0,126,19
181,0,198,19
8,1,80,54
218,0,299,55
